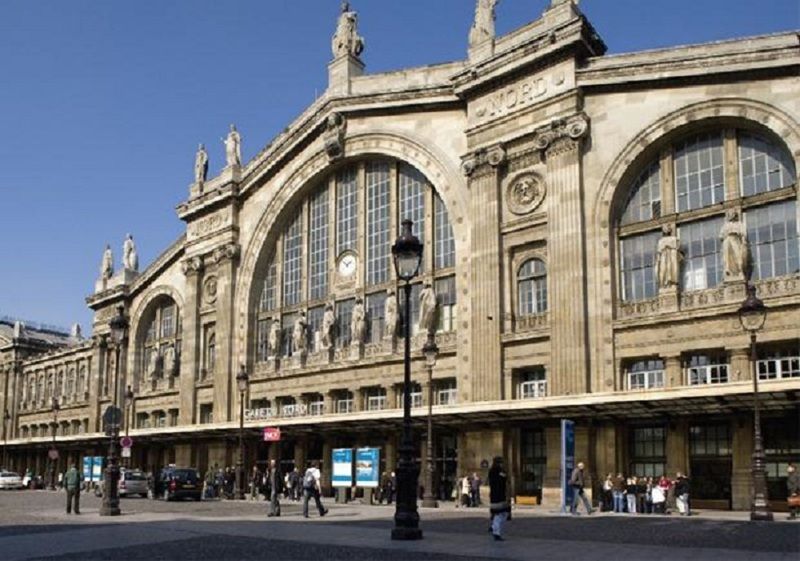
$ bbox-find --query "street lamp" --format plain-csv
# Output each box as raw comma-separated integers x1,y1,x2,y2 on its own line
421,334,439,509
124,386,134,467
48,397,60,490
737,283,772,522
101,305,128,517
235,364,249,500
391,219,424,540
2,410,10,470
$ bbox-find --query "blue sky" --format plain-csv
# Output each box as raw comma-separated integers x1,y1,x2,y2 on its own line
0,0,797,332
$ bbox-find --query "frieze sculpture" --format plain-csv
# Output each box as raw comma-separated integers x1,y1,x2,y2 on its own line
122,234,139,272
324,112,347,161
721,209,749,281
268,319,281,357
351,297,366,345
292,312,308,355
331,1,364,59
100,244,114,279
222,124,242,168
418,282,438,335
321,303,336,349
507,173,545,215
384,289,399,339
469,0,499,47
655,225,682,289
532,114,589,152
194,143,208,184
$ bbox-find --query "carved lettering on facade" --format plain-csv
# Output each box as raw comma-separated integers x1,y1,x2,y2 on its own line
187,211,227,241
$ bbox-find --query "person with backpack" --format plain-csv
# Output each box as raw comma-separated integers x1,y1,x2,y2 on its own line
302,460,328,518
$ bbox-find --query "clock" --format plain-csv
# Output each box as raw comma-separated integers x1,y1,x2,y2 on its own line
337,252,357,279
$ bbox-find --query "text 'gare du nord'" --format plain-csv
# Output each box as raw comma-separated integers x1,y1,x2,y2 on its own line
0,0,798,513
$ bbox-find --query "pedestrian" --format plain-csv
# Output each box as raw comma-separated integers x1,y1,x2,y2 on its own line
658,475,672,514
267,459,282,517
290,468,301,501
674,472,691,516
651,478,666,514
460,474,471,507
470,472,482,507
488,456,510,541
302,460,328,518
625,476,638,514
64,462,82,515
569,461,593,515
250,465,261,501
636,476,647,514
612,472,625,513
602,473,613,512
786,464,800,520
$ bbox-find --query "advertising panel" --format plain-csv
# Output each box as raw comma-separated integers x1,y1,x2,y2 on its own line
355,448,380,488
331,448,353,488
561,419,575,512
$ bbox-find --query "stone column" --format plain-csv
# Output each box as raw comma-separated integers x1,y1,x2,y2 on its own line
384,434,397,473
179,256,203,425
89,338,106,432
351,388,363,412
294,436,307,472
539,115,590,396
464,145,506,402
213,243,240,423
542,425,562,507
665,419,689,476
730,347,751,382
385,384,397,410
321,440,333,496
664,355,683,387
731,417,753,510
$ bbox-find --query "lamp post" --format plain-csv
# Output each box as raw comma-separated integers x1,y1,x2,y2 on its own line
390,219,424,540
48,397,60,490
124,386,134,467
2,410,10,470
235,364,249,500
737,283,772,522
421,334,439,509
100,305,128,517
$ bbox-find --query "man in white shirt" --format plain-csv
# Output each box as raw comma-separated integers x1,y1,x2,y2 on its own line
302,460,328,518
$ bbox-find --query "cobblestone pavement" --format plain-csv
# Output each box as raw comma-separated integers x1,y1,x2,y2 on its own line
0,490,798,560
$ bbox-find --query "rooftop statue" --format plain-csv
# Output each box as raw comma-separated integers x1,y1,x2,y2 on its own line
194,143,208,184
223,124,242,168
123,234,139,272
100,244,114,279
332,1,364,59
469,0,498,47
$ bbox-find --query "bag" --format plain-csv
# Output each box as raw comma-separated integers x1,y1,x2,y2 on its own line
303,470,316,489
788,495,800,507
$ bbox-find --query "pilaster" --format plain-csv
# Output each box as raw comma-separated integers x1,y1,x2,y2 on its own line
179,256,203,425
730,347,751,382
731,417,753,510
212,243,240,423
664,354,683,387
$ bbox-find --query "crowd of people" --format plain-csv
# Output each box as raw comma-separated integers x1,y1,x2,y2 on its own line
599,471,692,515
454,472,482,507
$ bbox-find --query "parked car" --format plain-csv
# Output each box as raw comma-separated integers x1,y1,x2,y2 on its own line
0,471,24,490
119,469,149,498
152,467,202,501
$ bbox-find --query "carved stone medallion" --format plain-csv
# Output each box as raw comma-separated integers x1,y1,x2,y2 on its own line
203,276,218,305
506,173,545,215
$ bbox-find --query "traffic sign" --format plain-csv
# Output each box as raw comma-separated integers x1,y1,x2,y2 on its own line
48,448,59,460
263,427,281,442
120,436,133,448
103,406,123,426
121,447,131,458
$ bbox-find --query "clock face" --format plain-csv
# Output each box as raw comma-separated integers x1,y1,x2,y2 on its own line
338,252,357,278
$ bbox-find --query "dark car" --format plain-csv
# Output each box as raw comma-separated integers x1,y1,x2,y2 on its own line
153,467,202,501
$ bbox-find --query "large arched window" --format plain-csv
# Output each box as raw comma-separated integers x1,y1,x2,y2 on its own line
517,259,548,316
255,159,456,359
618,128,798,301
137,296,181,389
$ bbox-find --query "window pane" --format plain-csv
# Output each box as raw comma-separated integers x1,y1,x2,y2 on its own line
674,133,725,212
366,292,386,344
259,258,277,312
336,299,355,348
307,306,324,352
680,216,724,291
366,162,391,286
518,258,548,313
434,192,455,269
282,209,303,306
336,168,358,255
308,186,329,301
746,200,799,281
739,132,796,197
399,163,426,271
435,276,457,332
621,162,661,225
620,231,659,301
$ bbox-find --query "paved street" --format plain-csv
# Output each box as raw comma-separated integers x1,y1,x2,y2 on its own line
0,490,798,560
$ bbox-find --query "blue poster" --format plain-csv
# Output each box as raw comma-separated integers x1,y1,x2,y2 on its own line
82,456,93,481
355,448,380,488
561,419,575,512
92,456,105,482
331,448,353,488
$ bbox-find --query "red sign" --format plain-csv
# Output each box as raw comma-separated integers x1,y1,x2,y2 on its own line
263,427,281,442
120,436,133,448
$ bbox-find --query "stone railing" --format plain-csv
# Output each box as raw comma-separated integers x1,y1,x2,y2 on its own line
509,312,549,334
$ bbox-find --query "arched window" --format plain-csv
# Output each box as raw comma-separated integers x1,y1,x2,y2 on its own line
254,159,456,360
137,297,181,388
517,259,548,316
618,128,798,300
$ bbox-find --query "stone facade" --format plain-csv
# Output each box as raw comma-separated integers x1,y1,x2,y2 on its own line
2,2,798,509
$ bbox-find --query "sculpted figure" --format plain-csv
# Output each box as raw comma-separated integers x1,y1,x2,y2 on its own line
418,283,438,335
331,1,364,58
384,289,399,339
194,143,208,183
351,297,366,345
148,350,161,380
321,303,336,349
721,210,749,280
268,319,281,357
163,345,176,377
223,124,242,167
469,0,498,47
123,234,138,271
292,312,308,354
655,225,682,289
101,244,114,279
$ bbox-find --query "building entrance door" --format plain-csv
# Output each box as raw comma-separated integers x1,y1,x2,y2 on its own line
689,422,732,509
436,434,457,501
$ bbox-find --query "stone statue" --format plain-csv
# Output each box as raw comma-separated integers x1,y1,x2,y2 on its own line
331,1,364,59
655,225,682,290
70,323,83,340
418,283,438,335
469,0,498,47
194,143,208,183
12,321,26,339
268,319,281,357
321,303,336,349
721,210,749,280
223,124,242,167
351,297,366,345
101,244,114,279
292,312,308,354
163,345,176,378
384,289,399,339
123,234,139,271
148,350,161,380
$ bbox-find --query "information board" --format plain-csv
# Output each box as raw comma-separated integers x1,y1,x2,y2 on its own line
561,419,575,513
331,448,353,488
355,448,380,488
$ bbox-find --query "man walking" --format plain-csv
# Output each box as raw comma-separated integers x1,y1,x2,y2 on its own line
674,472,691,516
65,462,82,515
488,457,510,541
786,464,799,520
302,460,328,518
267,459,282,517
569,461,593,515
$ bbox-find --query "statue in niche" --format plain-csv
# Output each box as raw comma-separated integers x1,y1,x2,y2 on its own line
469,0,498,47
331,1,364,59
163,345,176,378
223,124,242,168
101,244,114,279
351,297,366,345
384,289,399,339
123,234,138,272
268,319,282,357
148,350,162,380
194,143,208,184
292,312,308,355
418,283,438,336
655,225,682,290
321,303,336,349
721,209,749,280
